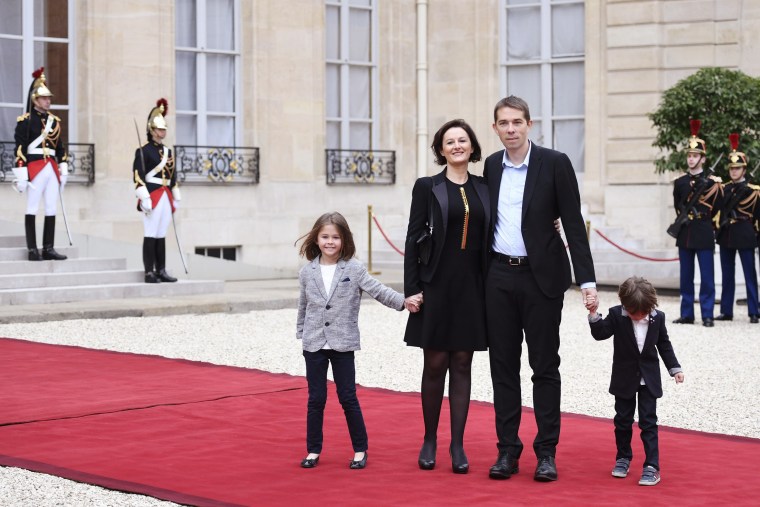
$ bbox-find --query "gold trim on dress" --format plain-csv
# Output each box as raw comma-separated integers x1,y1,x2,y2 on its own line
459,186,470,250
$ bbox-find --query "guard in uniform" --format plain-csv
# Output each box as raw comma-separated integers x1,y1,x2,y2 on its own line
12,67,69,261
133,98,181,283
672,119,723,327
715,134,760,324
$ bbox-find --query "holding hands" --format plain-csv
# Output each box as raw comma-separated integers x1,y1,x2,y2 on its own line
405,292,423,313
583,288,599,314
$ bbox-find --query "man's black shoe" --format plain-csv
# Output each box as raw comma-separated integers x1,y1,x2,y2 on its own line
750,315,759,324
714,314,733,321
534,456,558,482
703,318,714,327
489,452,519,480
672,317,694,324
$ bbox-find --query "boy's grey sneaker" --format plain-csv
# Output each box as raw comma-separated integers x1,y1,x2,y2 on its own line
638,465,661,486
611,458,630,478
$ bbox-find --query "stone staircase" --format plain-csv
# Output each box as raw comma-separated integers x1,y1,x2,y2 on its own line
0,234,224,306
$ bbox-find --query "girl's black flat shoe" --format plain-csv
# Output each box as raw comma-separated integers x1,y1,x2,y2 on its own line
349,452,368,469
301,456,319,468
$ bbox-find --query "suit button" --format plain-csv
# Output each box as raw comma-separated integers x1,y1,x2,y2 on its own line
325,322,330,326
326,305,331,310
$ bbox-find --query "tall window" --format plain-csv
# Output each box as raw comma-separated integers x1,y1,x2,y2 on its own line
500,0,585,171
0,0,73,142
175,0,240,147
325,0,377,150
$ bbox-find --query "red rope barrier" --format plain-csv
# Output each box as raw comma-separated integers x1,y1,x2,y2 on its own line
593,229,678,262
371,214,405,256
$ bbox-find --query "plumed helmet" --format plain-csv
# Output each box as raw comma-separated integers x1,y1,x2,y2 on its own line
146,98,169,133
27,67,53,112
686,119,706,155
727,133,747,169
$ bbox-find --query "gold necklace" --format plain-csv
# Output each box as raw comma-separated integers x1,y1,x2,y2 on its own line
459,186,470,249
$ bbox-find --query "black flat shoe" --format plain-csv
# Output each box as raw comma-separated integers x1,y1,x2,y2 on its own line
751,315,759,324
418,440,436,470
702,318,714,327
534,456,558,482
450,447,469,474
301,456,319,468
350,452,367,469
157,269,177,283
714,314,733,321
672,317,695,324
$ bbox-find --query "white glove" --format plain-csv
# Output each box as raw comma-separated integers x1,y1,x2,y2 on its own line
59,162,69,188
135,186,152,215
12,166,29,194
172,199,180,210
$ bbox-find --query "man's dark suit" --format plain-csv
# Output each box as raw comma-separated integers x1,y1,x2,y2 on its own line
484,142,595,460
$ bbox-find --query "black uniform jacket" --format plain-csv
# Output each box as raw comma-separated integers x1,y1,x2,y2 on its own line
14,109,67,181
672,172,723,250
483,143,596,299
590,306,681,399
403,168,490,297
716,181,760,250
133,141,177,212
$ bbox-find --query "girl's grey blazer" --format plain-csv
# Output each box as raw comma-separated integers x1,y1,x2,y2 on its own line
297,257,405,352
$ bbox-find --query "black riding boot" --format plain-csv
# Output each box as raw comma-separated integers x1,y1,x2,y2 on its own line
143,237,160,283
155,237,177,282
25,214,42,261
41,216,67,260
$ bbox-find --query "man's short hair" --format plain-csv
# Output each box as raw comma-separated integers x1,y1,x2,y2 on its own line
493,95,531,123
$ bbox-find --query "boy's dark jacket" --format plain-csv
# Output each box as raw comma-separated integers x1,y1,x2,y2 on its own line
590,306,681,399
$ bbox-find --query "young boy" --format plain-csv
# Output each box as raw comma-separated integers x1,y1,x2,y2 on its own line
587,276,685,486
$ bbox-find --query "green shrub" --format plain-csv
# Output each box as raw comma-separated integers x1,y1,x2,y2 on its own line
649,67,760,179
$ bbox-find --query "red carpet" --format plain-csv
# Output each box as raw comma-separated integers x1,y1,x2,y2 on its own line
1,337,758,506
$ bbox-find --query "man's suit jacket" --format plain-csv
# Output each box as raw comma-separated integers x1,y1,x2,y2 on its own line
403,168,491,297
483,143,595,298
297,257,404,352
590,306,681,399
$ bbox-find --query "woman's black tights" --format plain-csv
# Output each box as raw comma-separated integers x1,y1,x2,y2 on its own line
419,349,474,462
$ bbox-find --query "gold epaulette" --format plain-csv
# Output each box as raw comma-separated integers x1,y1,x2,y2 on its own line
16,112,29,122
50,113,61,122
748,183,760,191
709,175,722,183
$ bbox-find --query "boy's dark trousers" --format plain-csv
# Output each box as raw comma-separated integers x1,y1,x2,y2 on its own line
614,385,659,470
303,349,368,454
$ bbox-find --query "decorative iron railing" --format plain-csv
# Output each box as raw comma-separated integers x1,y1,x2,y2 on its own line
325,149,396,185
0,141,95,185
174,145,260,185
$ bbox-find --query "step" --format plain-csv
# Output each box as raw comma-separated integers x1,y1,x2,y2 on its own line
0,279,226,305
0,269,144,290
0,246,79,261
0,257,126,275
0,236,25,248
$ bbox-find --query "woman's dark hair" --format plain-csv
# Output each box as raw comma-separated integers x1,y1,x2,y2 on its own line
296,211,356,261
430,119,482,166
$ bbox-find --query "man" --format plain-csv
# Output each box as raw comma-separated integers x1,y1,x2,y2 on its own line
133,98,181,284
12,67,69,261
484,96,596,482
715,133,760,324
671,120,722,327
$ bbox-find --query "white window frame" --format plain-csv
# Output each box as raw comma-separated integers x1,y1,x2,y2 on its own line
0,0,76,139
175,0,242,146
325,0,378,150
499,0,583,162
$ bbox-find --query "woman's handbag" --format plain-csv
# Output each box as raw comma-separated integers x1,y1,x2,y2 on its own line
416,196,434,265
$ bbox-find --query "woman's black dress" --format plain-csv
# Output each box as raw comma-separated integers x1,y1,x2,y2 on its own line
404,178,488,351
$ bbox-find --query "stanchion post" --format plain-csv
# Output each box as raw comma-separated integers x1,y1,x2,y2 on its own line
586,220,591,240
367,205,381,275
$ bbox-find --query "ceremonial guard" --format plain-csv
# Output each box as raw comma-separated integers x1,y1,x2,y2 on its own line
12,67,69,261
133,99,181,283
715,134,760,324
671,120,723,327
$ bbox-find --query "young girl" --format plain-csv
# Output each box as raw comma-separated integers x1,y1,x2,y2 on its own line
296,211,418,469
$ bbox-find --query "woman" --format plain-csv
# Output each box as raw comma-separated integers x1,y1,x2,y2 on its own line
403,119,490,474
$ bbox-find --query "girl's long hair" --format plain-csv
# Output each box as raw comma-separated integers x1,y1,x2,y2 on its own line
296,211,356,261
